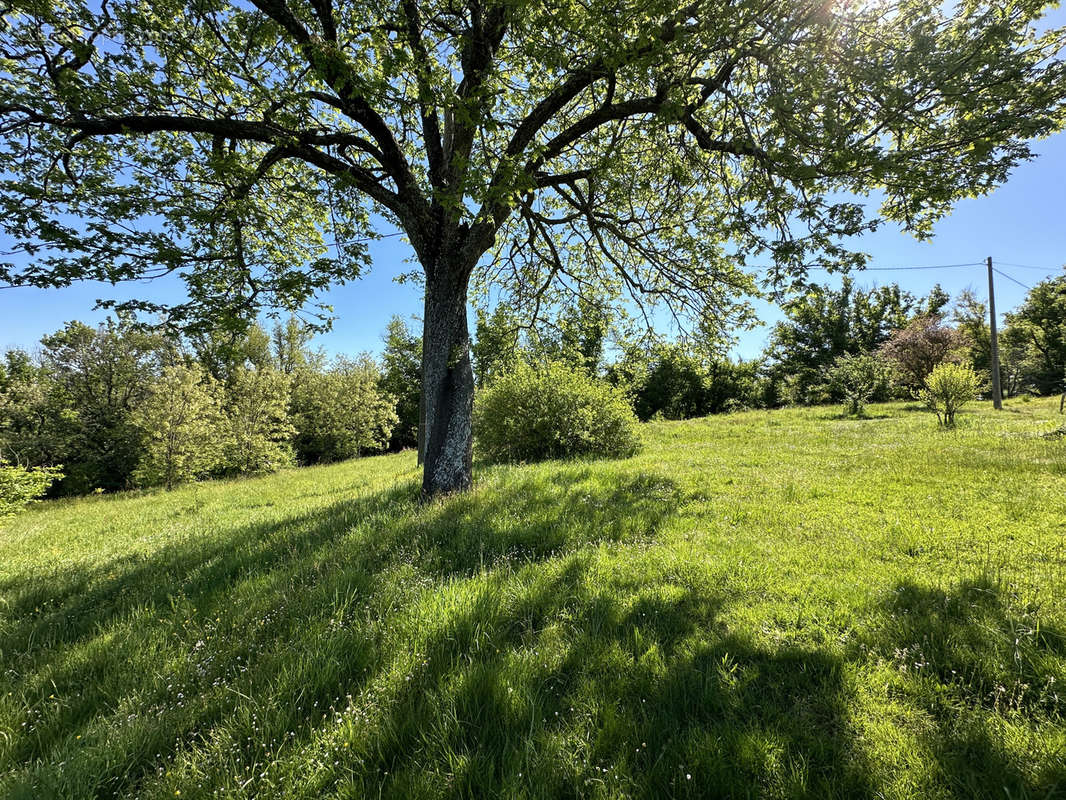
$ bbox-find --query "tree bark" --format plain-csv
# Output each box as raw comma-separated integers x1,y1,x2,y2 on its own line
420,260,475,497
416,377,426,465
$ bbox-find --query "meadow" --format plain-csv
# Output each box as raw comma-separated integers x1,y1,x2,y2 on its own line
1,399,1064,799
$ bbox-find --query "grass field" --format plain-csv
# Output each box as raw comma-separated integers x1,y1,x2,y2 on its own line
1,399,1065,799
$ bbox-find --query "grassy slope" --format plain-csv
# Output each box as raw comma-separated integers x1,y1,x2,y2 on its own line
1,400,1064,800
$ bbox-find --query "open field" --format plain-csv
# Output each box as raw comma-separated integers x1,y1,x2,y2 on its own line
1,399,1065,799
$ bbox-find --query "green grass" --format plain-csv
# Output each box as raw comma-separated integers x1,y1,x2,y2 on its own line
2,399,1065,799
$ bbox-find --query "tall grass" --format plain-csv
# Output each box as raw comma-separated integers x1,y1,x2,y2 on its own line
1,399,1064,799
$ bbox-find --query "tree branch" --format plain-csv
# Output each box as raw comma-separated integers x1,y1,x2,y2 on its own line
308,0,338,42
400,0,446,188
249,0,422,204
447,0,509,176
2,107,409,215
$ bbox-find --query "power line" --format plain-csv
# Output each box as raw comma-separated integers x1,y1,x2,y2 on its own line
992,260,1063,271
796,260,1054,280
802,261,983,271
992,268,1033,291
852,262,983,272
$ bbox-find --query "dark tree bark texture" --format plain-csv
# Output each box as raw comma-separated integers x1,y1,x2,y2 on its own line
420,262,475,496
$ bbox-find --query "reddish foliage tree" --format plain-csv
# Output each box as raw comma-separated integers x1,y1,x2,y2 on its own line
880,315,971,394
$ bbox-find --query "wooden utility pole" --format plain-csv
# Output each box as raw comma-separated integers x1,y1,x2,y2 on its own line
987,256,1003,410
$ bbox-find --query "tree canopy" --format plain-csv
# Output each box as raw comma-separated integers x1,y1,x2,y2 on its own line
2,0,1064,493
1004,272,1066,395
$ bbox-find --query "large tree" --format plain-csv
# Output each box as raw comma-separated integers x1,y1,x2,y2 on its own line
764,277,914,402
1,0,1064,494
1004,273,1066,396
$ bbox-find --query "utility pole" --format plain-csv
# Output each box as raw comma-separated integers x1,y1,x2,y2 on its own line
987,256,1003,410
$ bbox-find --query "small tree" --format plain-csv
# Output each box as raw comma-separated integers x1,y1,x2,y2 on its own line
134,365,225,489
0,351,70,486
705,359,768,413
638,346,708,421
379,317,422,451
999,323,1045,398
825,353,893,417
953,290,992,377
291,357,397,464
1004,274,1066,396
0,459,62,521
920,363,980,428
221,367,295,475
36,316,172,493
529,298,611,375
271,318,324,376
190,323,273,383
880,314,970,394
765,279,916,404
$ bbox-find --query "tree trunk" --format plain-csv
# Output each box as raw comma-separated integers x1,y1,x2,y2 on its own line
420,262,475,497
416,371,426,465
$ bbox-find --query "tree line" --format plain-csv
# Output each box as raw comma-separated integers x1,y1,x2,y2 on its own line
476,273,1066,422
2,270,1063,504
0,316,419,497
763,273,1066,411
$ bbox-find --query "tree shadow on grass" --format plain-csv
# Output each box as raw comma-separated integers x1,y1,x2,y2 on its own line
0,467,681,797
6,471,1062,799
1,469,677,655
855,575,1066,799
404,469,680,574
339,576,1066,800
331,559,874,800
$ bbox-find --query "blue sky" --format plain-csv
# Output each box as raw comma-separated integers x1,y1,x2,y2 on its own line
3,52,1065,362
728,129,1066,359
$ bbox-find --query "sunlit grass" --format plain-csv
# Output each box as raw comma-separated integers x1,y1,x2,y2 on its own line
1,398,1064,798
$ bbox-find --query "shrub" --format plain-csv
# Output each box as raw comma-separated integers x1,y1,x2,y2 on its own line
474,361,641,462
705,360,767,413
919,362,980,427
0,459,62,520
629,346,708,421
825,353,893,416
608,344,765,421
378,316,422,450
